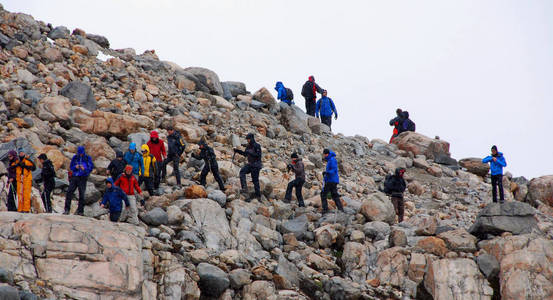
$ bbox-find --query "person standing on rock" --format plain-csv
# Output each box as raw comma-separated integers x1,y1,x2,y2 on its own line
284,153,305,207
383,168,407,223
124,143,144,178
6,150,19,211
115,165,142,225
482,145,507,203
65,146,94,215
301,76,324,116
139,144,157,200
163,127,185,186
100,178,129,222
321,149,343,214
107,150,126,181
147,130,166,190
316,90,338,130
192,140,226,191
398,111,416,134
389,108,404,143
234,133,262,200
14,149,36,213
38,153,55,213
275,81,292,106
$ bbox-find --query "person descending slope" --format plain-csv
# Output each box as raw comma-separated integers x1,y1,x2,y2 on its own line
234,133,262,201
301,76,324,116
6,150,19,211
38,153,55,213
15,149,35,213
321,149,343,214
163,127,185,186
65,146,93,215
192,140,226,191
275,81,293,106
389,108,404,143
482,145,507,203
147,130,166,190
107,150,126,181
124,143,144,177
383,168,407,223
139,144,157,199
316,90,338,130
100,178,129,222
284,152,305,207
115,165,142,225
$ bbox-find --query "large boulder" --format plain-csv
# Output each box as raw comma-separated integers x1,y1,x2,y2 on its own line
392,132,450,159
140,207,168,226
36,96,72,123
47,26,70,39
459,158,490,177
359,192,396,224
437,228,478,252
83,136,115,161
469,202,538,237
184,67,223,96
221,81,247,98
253,87,277,109
72,108,154,138
279,214,308,239
279,104,311,135
188,199,236,251
60,81,96,111
197,263,230,297
527,175,553,206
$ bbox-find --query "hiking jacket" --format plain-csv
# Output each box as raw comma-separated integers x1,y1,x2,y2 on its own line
115,174,142,196
324,151,339,184
384,169,406,197
140,144,157,178
316,96,338,118
482,152,507,176
101,178,129,213
301,77,323,99
108,157,126,180
124,150,144,176
147,138,166,162
16,157,35,185
236,137,262,168
70,146,94,177
275,81,290,105
167,131,184,158
192,145,218,169
290,159,305,180
41,159,56,190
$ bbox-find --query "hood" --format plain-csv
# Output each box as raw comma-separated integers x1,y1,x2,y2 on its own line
308,76,315,82
129,142,137,151
124,165,133,173
246,133,255,144
325,150,336,161
395,168,405,177
402,111,409,118
141,144,150,156
106,177,115,185
77,146,86,155
116,150,123,158
275,81,284,91
493,151,504,158
198,140,207,147
150,131,159,139
7,150,17,158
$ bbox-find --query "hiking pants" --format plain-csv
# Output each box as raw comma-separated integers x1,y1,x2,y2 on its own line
200,164,225,190
41,187,53,213
321,116,332,130
153,161,162,189
139,176,154,196
109,210,122,222
7,181,17,212
391,196,404,223
491,174,504,202
305,98,316,116
285,178,305,207
120,195,139,225
240,164,261,197
65,176,88,214
321,182,343,212
162,155,181,185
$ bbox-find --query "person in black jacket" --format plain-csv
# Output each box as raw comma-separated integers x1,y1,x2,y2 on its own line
162,127,184,186
38,154,55,213
389,108,404,143
383,168,407,223
285,153,305,207
107,150,126,180
397,111,416,134
301,76,324,116
234,133,262,200
192,140,226,191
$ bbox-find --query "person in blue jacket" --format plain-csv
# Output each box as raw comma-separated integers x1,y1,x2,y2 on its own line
275,81,291,105
482,145,507,203
100,177,129,222
124,143,144,177
320,149,344,214
64,146,94,215
315,90,338,130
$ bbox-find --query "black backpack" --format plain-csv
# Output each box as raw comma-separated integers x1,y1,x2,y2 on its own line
285,88,294,101
173,134,186,156
403,119,416,132
383,175,394,194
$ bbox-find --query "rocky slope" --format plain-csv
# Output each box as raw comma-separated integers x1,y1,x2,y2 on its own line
1,5,553,300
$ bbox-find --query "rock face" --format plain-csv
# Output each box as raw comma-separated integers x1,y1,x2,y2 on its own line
459,157,490,177
60,81,96,111
184,67,224,96
469,202,538,237
359,192,396,224
279,104,311,135
527,175,553,206
392,132,450,159
253,87,277,109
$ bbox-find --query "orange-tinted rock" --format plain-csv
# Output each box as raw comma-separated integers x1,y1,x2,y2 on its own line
416,237,448,257
185,185,207,199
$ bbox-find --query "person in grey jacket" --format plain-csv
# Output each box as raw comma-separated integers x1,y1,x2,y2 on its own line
284,153,305,207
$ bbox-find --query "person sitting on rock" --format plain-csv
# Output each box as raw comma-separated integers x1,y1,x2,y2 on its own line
139,144,157,200
115,165,142,225
234,133,262,201
398,111,416,134
65,146,93,215
389,108,404,143
101,177,129,222
192,140,226,191
482,145,507,203
107,150,126,181
15,149,35,213
301,75,324,116
38,153,55,213
316,90,338,130
275,81,292,105
162,127,185,186
147,130,166,190
285,152,305,207
321,149,343,214
383,168,407,223
6,150,19,212
124,143,144,178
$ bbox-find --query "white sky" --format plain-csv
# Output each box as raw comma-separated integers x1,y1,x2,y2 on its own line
4,0,553,179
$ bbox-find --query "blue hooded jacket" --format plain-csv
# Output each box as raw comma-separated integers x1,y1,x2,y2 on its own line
482,152,507,176
124,143,144,175
101,177,129,213
275,81,290,105
70,146,94,177
316,96,338,118
324,150,340,184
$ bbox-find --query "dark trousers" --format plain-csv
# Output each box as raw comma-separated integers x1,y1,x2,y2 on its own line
109,210,121,222
41,187,53,213
491,174,504,202
391,196,404,223
240,164,261,196
7,181,17,212
285,178,305,206
305,98,316,116
65,176,88,214
153,161,162,189
321,116,332,130
321,182,343,212
139,176,154,195
162,155,181,185
200,164,225,190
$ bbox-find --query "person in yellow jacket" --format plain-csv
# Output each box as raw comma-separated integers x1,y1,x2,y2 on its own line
139,144,157,203
15,149,36,213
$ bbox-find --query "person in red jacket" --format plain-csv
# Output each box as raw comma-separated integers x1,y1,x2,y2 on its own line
114,165,142,225
147,130,166,190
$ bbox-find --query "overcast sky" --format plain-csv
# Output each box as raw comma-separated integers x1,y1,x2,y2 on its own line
4,0,553,179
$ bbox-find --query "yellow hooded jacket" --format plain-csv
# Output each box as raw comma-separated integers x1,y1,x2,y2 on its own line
140,144,156,178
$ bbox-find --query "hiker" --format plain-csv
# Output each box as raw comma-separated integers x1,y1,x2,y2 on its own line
38,153,55,213
301,76,324,116
115,165,142,225
6,150,18,211
234,133,262,200
316,90,338,130
383,168,407,223
192,140,226,191
284,152,305,207
107,150,126,180
321,149,343,214
124,143,144,178
162,127,185,186
65,146,94,215
398,111,416,134
147,130,166,190
139,144,157,198
15,149,35,213
100,178,129,222
482,145,507,203
275,81,293,105
389,108,404,143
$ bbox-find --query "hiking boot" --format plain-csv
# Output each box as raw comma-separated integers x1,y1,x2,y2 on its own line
140,199,146,206
240,188,248,195
321,209,329,215
63,210,70,215
76,211,84,216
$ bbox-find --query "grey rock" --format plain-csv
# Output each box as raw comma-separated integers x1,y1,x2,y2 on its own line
47,26,70,39
208,190,227,206
197,263,230,297
127,132,149,148
250,100,266,109
0,137,35,161
275,255,300,288
476,253,500,280
229,269,252,289
149,227,161,237
177,230,202,244
0,32,11,47
280,214,308,239
389,229,408,247
363,221,390,241
82,181,101,205
140,207,169,226
222,81,247,97
468,202,537,236
0,268,14,284
60,81,96,111
86,34,110,48
434,153,457,166
0,286,19,300
184,67,224,96
19,291,39,300
230,134,241,148
279,104,311,135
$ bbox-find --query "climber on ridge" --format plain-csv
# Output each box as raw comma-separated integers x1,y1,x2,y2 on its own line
275,81,293,106
234,133,262,201
389,108,404,143
321,148,343,214
284,152,305,207
482,145,507,203
316,90,338,131
192,139,226,191
301,76,324,116
383,167,407,223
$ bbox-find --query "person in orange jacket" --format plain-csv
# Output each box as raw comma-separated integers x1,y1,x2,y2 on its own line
15,149,36,213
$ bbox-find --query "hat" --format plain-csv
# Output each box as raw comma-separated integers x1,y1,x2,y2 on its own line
491,145,498,151
17,148,25,154
77,146,85,155
246,133,254,140
7,150,17,157
116,150,123,158
129,142,136,150
323,149,330,155
124,165,133,173
38,153,48,160
150,131,159,138
105,177,114,185
291,152,298,159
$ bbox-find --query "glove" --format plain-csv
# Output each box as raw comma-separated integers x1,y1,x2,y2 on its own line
322,171,327,177
334,114,338,120
287,164,293,171
233,148,239,153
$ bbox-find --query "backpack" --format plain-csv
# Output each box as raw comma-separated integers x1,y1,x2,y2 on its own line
285,88,294,101
301,82,312,98
175,136,186,156
403,119,416,132
383,175,394,194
